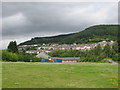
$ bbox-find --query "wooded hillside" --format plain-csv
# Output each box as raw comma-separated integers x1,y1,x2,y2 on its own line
19,25,118,45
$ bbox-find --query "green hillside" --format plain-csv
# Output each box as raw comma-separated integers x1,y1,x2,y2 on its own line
19,25,118,45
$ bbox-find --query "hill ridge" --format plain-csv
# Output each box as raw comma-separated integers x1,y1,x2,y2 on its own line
19,24,118,45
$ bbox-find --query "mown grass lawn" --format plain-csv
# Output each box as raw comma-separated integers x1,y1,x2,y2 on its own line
0,62,1,89
2,62,118,88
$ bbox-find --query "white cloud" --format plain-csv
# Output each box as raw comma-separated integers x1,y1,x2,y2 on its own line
1,36,31,49
60,3,118,26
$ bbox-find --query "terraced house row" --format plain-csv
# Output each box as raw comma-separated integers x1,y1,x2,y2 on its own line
18,40,115,54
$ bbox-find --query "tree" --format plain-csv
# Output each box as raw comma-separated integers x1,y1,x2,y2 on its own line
112,42,118,53
7,41,18,53
93,44,102,56
103,44,111,58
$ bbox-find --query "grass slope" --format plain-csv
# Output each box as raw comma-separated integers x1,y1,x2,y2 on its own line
2,62,118,88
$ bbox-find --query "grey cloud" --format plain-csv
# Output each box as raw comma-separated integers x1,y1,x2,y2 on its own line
2,2,118,49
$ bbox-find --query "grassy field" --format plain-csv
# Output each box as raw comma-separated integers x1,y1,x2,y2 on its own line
2,62,118,88
0,62,1,89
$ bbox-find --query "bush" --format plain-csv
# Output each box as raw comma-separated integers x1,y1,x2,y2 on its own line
2,50,40,62
32,57,41,62
112,53,119,62
2,51,18,62
99,58,111,63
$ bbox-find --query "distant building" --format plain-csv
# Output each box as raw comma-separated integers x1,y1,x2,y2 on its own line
19,41,115,55
26,50,39,54
98,40,114,47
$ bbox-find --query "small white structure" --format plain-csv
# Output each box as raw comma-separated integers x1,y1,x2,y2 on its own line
26,50,38,54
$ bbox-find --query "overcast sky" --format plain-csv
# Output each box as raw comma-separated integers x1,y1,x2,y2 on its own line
1,2,118,49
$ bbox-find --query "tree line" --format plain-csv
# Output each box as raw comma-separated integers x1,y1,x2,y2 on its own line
2,41,119,63
2,41,40,62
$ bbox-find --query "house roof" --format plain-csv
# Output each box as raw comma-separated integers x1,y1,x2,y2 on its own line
36,52,50,59
51,57,80,60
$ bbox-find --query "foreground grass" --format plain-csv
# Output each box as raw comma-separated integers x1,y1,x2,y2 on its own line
2,62,118,88
0,62,1,89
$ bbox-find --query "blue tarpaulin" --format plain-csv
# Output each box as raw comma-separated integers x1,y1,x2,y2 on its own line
54,59,62,63
41,59,50,62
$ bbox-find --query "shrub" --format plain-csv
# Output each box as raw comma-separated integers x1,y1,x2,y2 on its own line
2,50,39,62
2,51,18,62
99,58,111,63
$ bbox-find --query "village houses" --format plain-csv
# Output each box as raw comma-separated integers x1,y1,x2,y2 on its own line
18,41,115,54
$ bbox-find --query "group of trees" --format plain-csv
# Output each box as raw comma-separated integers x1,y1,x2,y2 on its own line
49,42,119,63
2,50,40,62
2,41,40,62
7,41,18,53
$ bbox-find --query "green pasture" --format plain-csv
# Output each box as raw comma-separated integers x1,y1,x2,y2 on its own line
2,62,118,88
